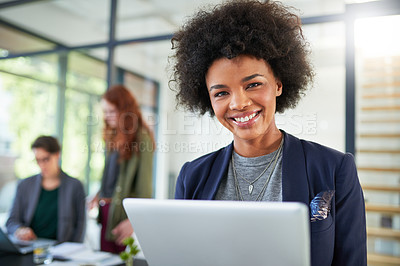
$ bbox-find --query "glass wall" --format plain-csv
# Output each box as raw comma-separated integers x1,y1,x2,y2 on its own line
0,54,59,214
355,14,400,261
64,50,108,194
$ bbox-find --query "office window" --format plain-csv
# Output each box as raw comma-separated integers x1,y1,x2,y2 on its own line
63,89,104,194
0,65,58,215
355,15,400,259
64,51,107,194
0,54,57,83
0,55,58,178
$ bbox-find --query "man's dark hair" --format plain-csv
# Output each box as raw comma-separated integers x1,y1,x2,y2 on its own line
31,135,61,153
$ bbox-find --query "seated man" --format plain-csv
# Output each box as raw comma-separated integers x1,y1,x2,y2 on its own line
6,135,86,243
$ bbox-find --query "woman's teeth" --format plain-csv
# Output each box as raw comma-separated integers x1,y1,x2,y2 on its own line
234,112,257,123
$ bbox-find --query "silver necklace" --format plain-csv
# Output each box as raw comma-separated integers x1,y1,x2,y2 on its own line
232,138,284,201
232,145,277,195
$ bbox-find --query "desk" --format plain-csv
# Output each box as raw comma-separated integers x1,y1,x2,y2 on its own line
0,252,149,266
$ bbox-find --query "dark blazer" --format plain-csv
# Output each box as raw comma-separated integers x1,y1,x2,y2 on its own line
6,171,86,243
175,131,367,266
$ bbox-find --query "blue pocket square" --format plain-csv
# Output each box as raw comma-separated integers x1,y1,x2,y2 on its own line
310,190,335,222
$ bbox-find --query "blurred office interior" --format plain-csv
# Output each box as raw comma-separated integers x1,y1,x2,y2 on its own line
0,0,399,264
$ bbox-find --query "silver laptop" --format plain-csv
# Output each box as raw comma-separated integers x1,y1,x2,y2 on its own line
123,199,310,266
0,227,56,254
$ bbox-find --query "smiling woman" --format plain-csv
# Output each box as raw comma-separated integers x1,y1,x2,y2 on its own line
171,1,367,265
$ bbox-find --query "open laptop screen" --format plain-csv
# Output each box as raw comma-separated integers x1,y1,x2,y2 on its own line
123,199,310,266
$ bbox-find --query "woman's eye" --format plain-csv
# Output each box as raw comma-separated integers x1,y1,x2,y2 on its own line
247,82,262,89
214,91,228,97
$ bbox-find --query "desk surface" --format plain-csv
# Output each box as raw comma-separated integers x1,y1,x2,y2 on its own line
0,252,149,266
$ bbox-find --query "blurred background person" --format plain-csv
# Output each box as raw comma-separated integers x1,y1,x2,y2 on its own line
6,135,86,243
89,84,154,254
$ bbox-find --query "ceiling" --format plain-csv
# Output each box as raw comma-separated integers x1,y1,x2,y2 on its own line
1,0,227,46
0,0,350,80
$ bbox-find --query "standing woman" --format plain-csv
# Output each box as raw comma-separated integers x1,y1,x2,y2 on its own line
171,1,366,265
90,84,154,253
6,136,86,243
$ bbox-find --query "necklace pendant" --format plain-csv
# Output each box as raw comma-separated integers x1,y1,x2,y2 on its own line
249,185,254,194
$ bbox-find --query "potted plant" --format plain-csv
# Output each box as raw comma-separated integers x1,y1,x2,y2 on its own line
119,236,140,266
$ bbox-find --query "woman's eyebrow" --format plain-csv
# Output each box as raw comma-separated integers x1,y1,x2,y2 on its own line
209,84,227,91
241,73,264,83
209,73,264,91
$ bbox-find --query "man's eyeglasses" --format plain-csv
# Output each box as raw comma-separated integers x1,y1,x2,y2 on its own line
35,155,51,164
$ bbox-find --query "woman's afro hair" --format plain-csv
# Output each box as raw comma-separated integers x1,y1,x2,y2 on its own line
170,0,314,116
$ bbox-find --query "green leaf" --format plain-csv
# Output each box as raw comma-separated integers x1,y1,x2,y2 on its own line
130,246,140,256
119,251,129,261
122,236,134,246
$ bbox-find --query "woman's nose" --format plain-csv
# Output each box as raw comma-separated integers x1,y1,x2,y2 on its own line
229,90,251,110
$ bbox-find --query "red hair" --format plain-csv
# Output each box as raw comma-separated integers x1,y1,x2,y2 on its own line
102,84,154,160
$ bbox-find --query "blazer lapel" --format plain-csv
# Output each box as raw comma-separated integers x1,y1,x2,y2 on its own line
26,175,42,224
202,143,234,200
57,171,67,242
198,133,310,204
282,131,310,205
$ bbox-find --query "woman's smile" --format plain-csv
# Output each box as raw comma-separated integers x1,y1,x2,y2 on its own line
229,110,261,127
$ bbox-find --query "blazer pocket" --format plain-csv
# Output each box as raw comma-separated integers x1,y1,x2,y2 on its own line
311,213,333,233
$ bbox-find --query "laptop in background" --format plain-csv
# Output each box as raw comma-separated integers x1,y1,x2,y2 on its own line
123,199,310,266
0,227,56,254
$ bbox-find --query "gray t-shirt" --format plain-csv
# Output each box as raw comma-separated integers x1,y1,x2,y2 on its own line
215,146,283,202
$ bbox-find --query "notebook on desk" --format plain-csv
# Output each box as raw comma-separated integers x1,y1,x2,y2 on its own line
123,199,310,266
0,227,56,254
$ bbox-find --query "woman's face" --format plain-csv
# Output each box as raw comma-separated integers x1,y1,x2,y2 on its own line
101,99,119,129
33,148,60,178
206,55,282,144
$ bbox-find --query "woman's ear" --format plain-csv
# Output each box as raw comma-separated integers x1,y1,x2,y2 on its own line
276,81,283,96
